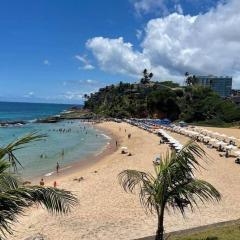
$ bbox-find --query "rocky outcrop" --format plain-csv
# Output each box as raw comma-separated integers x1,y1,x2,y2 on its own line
0,120,26,127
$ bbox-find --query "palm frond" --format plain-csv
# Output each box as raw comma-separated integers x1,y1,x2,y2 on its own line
0,132,46,172
167,179,221,215
0,161,10,175
0,186,78,237
169,141,206,178
118,170,154,193
8,186,78,214
0,173,19,192
118,170,157,212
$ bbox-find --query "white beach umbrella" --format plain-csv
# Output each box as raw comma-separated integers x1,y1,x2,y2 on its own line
229,136,237,140
228,136,237,143
203,136,211,141
226,145,238,150
215,141,227,147
233,150,240,156
220,134,227,140
209,138,218,144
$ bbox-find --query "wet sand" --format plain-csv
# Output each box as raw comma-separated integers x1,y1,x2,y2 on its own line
10,122,240,240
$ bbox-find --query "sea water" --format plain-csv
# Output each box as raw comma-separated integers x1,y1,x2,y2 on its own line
0,102,110,178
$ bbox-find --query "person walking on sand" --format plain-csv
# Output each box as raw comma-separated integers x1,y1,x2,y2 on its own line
40,178,44,186
53,181,57,188
56,162,60,174
116,140,118,147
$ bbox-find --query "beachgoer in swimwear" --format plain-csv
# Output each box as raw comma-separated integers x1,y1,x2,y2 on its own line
40,178,44,186
56,162,60,174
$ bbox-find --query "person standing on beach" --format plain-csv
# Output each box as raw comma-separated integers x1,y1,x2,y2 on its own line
53,181,57,188
56,162,60,174
40,178,44,186
116,140,118,147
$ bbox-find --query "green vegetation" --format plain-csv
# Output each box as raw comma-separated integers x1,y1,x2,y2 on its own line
0,133,77,238
118,141,221,240
84,70,240,126
169,221,240,240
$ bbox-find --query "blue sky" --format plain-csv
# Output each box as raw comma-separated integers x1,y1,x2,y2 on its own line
1,0,237,104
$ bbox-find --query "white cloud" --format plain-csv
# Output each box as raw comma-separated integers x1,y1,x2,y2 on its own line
87,0,240,86
174,3,183,14
86,37,151,77
75,54,95,70
136,29,143,39
62,79,99,86
43,59,50,65
130,0,219,16
62,91,83,100
131,0,169,16
24,91,35,98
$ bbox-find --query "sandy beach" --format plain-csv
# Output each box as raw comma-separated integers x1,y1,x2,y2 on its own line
9,122,240,240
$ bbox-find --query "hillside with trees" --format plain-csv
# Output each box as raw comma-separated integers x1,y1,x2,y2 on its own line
84,70,240,126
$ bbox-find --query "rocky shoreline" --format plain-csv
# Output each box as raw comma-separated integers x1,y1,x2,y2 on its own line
0,108,97,127
0,120,26,127
36,108,97,123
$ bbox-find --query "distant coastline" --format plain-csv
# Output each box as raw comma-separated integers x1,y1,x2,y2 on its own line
0,101,81,126
0,102,110,179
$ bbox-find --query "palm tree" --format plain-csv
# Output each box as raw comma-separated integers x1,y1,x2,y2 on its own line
0,133,78,239
140,69,154,84
118,141,221,240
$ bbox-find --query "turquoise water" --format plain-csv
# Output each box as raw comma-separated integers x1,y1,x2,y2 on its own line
0,102,110,178
0,101,73,121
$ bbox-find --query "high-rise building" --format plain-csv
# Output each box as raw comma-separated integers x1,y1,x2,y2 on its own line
195,75,232,97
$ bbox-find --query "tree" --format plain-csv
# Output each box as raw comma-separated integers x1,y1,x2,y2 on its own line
0,133,78,238
118,141,221,240
185,72,198,86
140,69,153,84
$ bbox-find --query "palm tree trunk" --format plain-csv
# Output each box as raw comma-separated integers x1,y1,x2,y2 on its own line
155,207,164,240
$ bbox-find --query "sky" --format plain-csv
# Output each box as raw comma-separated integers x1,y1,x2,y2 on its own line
0,0,239,104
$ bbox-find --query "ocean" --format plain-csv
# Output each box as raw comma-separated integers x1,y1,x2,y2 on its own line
0,102,110,178
0,101,72,121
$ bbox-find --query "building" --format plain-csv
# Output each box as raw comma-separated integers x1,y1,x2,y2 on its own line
195,75,232,97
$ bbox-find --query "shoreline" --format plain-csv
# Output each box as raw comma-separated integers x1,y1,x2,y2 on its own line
27,124,120,185
10,121,240,240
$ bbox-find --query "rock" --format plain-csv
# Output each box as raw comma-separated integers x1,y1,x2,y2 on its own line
24,233,47,240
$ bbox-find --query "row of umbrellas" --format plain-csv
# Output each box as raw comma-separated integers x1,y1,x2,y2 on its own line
158,129,183,151
161,125,240,156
